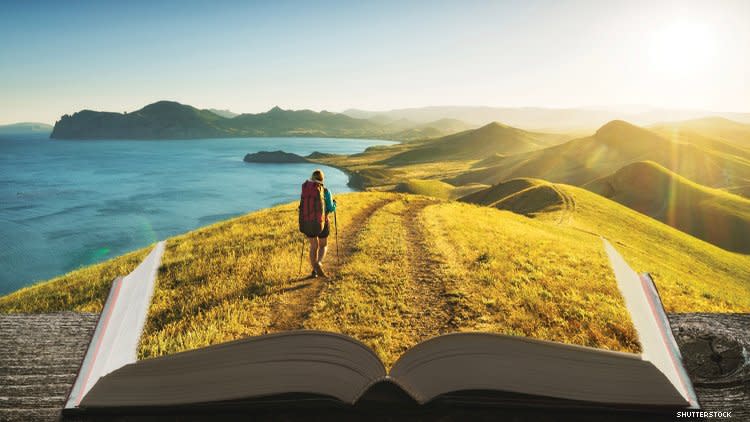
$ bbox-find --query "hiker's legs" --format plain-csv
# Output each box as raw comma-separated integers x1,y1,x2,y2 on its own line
308,237,319,270
317,237,328,264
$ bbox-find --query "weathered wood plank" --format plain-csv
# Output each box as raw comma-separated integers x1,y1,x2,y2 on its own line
1,312,747,421
0,312,98,422
668,313,750,420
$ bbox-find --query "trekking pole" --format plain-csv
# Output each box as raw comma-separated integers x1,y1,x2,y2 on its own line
298,235,305,277
334,207,340,266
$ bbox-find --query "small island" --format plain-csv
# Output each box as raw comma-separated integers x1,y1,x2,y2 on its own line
243,150,310,163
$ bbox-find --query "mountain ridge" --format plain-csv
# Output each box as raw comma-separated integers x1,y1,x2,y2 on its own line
50,101,470,141
342,106,750,131
382,121,567,165
448,119,750,190
586,161,750,253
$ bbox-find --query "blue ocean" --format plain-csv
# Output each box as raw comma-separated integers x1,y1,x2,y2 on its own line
0,134,392,295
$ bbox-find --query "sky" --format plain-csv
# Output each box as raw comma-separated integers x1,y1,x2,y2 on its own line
1,0,749,124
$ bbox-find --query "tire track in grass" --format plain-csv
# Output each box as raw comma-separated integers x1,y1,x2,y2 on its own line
401,197,453,342
549,183,577,225
267,197,395,332
302,195,452,367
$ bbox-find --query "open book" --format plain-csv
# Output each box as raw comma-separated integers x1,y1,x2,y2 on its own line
63,239,698,414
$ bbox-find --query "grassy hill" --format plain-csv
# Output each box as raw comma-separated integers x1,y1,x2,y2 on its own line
3,191,749,367
310,121,568,193
0,122,53,134
449,120,750,191
311,119,750,253
459,178,568,217
586,161,750,253
0,192,642,365
651,117,750,148
459,183,750,312
393,179,484,199
650,117,750,196
382,122,566,165
50,101,471,141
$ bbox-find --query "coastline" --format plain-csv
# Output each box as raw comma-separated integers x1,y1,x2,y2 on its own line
308,158,368,191
0,137,391,295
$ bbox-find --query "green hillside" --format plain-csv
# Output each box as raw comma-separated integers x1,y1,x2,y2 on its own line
449,120,750,190
393,179,483,199
460,178,568,217
311,118,750,253
586,161,750,253
383,122,565,164
0,192,648,365
50,101,471,140
651,117,750,148
3,190,749,366
459,182,750,312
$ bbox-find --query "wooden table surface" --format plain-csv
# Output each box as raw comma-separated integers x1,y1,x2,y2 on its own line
1,312,748,421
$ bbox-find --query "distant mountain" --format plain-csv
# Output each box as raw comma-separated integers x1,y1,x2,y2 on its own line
383,122,567,165
651,117,750,149
586,161,750,253
0,122,53,135
207,108,239,119
450,120,750,191
343,106,750,132
51,102,227,139
383,118,475,142
50,101,469,140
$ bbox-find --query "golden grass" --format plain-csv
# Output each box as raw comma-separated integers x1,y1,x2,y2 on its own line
420,202,640,354
459,179,750,313
1,191,646,364
2,188,746,363
394,179,455,199
305,198,426,366
137,192,389,358
549,185,750,312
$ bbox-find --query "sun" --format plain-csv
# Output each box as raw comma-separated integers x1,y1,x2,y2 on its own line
648,21,716,79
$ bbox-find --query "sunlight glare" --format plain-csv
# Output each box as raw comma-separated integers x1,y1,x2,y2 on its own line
648,21,716,79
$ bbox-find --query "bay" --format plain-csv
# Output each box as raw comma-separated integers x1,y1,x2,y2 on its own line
0,134,392,295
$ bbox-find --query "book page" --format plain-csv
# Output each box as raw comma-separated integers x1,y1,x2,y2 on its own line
603,239,699,408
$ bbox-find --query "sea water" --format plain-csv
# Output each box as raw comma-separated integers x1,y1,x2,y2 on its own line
0,134,393,295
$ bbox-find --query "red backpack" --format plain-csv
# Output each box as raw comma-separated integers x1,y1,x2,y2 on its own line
299,180,327,236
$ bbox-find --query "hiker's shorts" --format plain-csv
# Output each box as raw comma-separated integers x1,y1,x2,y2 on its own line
307,220,330,239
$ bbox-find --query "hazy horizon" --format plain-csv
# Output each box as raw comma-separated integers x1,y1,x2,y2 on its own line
2,0,749,124
6,102,750,127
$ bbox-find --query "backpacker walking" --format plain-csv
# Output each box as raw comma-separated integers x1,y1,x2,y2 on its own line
298,169,336,278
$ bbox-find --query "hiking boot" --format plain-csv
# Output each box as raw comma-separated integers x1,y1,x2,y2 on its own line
315,262,327,278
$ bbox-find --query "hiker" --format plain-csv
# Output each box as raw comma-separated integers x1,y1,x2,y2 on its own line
299,169,336,278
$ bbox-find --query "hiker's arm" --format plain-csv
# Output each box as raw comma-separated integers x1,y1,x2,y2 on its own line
324,189,336,213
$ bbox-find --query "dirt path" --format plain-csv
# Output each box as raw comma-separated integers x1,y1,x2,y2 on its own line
267,198,394,332
400,198,453,343
550,184,577,225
